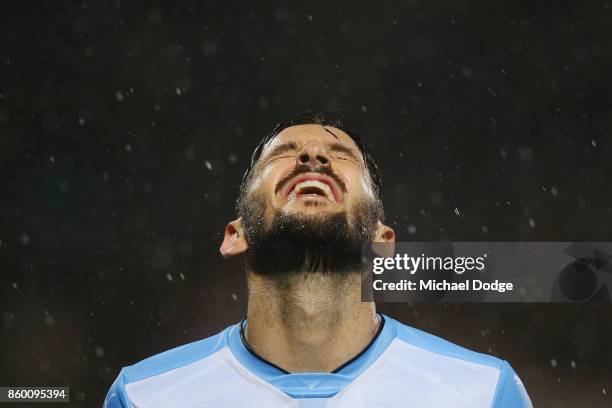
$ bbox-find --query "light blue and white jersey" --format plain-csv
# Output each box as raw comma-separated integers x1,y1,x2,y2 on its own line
104,315,531,407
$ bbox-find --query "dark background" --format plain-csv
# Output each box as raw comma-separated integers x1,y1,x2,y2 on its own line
1,1,612,407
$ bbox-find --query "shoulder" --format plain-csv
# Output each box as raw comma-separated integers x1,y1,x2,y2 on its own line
120,325,232,384
383,315,532,407
104,324,236,408
386,314,505,370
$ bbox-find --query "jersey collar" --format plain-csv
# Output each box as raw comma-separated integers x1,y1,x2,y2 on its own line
226,314,396,399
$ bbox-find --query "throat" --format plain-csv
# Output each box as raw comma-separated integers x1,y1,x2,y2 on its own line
245,272,380,373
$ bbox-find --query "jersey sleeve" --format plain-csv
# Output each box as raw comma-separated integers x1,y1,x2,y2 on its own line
492,361,533,408
103,369,131,408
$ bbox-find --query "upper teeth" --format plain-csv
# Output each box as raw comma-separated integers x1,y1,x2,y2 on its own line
290,180,335,202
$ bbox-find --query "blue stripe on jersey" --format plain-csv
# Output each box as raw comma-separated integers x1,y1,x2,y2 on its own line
122,328,228,383
491,361,533,407
103,368,130,408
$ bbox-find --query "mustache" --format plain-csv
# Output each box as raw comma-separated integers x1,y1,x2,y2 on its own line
274,164,347,196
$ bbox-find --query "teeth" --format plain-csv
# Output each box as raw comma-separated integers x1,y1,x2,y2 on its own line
291,180,335,202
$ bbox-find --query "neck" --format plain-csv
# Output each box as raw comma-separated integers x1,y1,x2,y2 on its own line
244,271,380,373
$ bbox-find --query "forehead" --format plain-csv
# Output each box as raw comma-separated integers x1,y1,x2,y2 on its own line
262,124,360,155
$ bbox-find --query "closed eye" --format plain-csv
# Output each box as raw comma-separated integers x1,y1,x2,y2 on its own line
264,154,294,164
329,143,361,164
261,141,300,165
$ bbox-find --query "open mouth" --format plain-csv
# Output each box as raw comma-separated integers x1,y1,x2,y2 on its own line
285,174,342,204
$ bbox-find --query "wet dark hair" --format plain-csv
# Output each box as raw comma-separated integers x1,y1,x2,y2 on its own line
237,111,383,214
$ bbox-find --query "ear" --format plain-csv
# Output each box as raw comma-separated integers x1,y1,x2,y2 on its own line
372,221,395,258
374,221,395,243
220,218,249,258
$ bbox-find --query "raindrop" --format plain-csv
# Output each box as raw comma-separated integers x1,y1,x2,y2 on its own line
43,310,55,327
94,345,105,358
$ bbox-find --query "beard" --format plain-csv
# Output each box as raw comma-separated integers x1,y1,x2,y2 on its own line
240,195,382,277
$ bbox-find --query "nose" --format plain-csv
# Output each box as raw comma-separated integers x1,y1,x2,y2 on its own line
296,140,332,169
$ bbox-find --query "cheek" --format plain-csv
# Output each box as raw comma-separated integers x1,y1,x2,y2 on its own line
343,168,376,202
247,166,287,218
247,166,274,194
359,176,376,200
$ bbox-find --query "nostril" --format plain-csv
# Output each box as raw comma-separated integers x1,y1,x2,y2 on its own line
298,153,310,164
317,155,328,165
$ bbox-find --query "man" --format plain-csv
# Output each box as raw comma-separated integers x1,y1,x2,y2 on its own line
104,113,532,407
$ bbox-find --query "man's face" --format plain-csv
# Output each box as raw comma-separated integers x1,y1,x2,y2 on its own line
245,124,379,227
229,123,387,277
